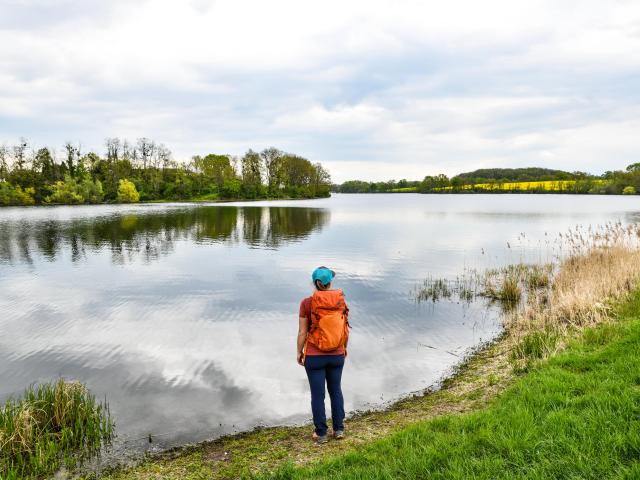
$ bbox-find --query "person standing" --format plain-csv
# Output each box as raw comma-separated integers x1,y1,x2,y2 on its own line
297,266,350,444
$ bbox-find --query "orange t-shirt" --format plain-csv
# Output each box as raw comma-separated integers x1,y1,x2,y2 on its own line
299,296,346,356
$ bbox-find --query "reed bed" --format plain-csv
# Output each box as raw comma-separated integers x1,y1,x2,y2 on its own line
0,379,114,480
505,222,640,368
415,222,640,369
416,263,553,308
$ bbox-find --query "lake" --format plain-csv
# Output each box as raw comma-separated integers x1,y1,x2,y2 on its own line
1,194,639,455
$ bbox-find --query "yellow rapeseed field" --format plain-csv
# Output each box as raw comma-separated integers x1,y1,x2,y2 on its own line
468,180,575,191
440,179,605,192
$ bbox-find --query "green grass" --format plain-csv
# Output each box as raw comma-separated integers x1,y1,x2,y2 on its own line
259,292,640,479
0,379,114,480
511,329,559,362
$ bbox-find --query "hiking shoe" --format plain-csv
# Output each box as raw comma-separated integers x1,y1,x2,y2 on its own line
312,432,328,444
333,430,345,440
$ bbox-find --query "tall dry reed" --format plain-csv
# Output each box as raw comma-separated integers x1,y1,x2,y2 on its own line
507,222,640,365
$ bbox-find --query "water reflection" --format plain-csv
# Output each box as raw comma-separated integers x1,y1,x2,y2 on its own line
2,195,638,459
0,206,330,264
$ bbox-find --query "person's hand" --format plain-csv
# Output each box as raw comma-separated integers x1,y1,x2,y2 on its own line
297,352,304,365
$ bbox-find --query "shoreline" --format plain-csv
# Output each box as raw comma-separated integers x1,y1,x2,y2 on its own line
3,191,636,209
92,329,515,479
0,195,331,209
90,229,640,479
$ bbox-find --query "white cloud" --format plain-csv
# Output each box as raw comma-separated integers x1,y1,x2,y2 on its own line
1,0,640,181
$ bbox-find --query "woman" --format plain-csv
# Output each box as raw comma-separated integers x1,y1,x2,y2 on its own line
297,266,350,444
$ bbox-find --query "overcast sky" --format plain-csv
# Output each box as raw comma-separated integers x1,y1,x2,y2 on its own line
1,0,639,182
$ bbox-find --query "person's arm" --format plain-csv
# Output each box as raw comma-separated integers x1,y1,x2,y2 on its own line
297,316,309,365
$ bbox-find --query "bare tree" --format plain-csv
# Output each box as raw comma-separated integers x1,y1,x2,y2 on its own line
229,155,239,176
122,140,134,163
64,142,79,177
156,144,172,172
0,144,9,181
105,138,121,162
12,138,28,170
136,137,155,170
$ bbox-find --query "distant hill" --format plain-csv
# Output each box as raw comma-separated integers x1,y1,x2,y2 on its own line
454,167,584,183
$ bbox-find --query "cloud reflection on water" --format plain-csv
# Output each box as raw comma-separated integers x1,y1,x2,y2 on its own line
3,195,638,457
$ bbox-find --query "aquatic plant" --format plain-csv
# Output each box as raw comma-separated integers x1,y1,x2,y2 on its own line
416,277,452,302
525,264,553,291
0,379,114,479
415,222,640,368
416,263,553,309
480,264,553,308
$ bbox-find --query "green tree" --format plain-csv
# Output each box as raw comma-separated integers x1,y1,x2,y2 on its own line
33,147,57,184
241,149,263,198
116,179,140,203
0,137,333,205
310,162,331,197
260,147,284,195
221,177,241,198
193,154,236,192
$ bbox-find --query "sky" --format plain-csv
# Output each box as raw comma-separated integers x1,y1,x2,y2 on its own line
1,0,640,182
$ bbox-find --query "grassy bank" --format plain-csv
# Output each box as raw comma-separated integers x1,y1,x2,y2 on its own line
93,224,640,480
266,294,640,479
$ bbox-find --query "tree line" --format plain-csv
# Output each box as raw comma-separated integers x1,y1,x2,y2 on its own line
0,139,331,206
334,179,421,193
333,165,640,195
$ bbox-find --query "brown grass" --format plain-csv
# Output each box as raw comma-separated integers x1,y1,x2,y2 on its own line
505,222,640,369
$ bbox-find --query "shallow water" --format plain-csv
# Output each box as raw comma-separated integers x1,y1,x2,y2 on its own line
1,194,638,454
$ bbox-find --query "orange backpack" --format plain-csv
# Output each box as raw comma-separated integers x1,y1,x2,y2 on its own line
307,289,350,351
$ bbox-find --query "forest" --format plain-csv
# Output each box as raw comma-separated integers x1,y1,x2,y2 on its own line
333,166,640,195
0,138,331,206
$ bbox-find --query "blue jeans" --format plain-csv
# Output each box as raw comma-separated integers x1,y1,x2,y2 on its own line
304,355,345,436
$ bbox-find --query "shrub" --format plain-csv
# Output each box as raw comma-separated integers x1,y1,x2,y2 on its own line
623,185,636,195
79,178,104,203
0,182,36,206
46,176,85,204
45,176,103,204
116,178,140,203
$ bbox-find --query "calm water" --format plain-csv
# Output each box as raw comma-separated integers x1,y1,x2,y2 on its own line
1,194,639,454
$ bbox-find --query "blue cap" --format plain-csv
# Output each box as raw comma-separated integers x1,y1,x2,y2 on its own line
312,266,335,286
